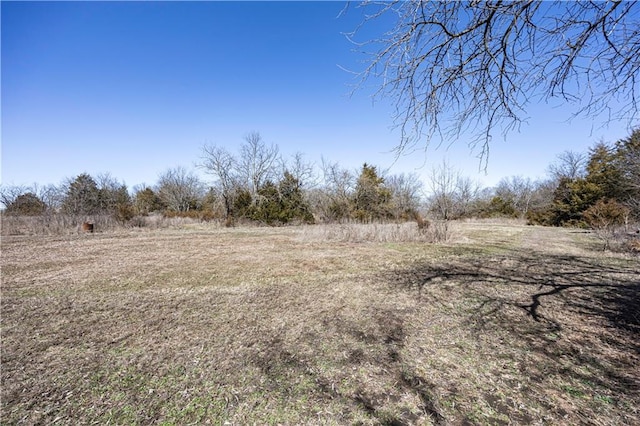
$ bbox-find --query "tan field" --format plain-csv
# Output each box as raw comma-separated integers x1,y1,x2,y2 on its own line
1,221,639,425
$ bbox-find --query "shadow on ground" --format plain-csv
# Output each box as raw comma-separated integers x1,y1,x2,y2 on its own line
245,249,639,424
394,249,639,342
3,237,637,425
379,248,640,423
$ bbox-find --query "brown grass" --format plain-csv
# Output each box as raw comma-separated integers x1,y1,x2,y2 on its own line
1,221,639,425
0,214,218,236
298,221,451,243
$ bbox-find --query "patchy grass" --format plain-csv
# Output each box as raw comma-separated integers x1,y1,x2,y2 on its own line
2,221,638,425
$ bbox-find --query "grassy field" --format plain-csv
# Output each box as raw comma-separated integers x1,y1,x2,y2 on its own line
1,221,639,425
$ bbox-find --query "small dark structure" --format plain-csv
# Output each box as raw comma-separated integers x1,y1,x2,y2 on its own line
81,222,94,233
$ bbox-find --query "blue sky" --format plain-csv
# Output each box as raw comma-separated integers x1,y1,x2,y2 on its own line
1,1,634,192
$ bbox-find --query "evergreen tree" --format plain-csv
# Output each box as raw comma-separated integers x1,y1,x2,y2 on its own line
249,180,281,224
232,188,253,219
278,171,314,224
62,173,100,215
585,142,624,202
352,164,391,222
134,187,164,215
5,192,46,215
244,172,314,225
613,128,640,218
550,177,603,226
546,135,636,227
99,184,131,215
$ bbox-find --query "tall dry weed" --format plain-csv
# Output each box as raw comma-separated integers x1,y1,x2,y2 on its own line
299,221,451,243
0,213,218,236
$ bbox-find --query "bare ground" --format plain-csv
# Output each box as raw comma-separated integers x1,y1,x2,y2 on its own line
1,221,639,425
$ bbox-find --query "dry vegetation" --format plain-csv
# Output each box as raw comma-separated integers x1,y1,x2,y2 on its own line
1,220,639,425
0,214,218,236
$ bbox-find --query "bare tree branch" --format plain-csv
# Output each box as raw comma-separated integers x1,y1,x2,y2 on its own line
547,150,588,182
156,167,204,212
349,1,640,165
239,132,280,198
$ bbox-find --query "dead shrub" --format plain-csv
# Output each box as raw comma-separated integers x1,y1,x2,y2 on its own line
128,215,148,228
427,220,450,243
299,220,450,243
623,238,640,254
415,212,431,233
163,210,218,222
1,214,121,236
584,199,630,251
114,203,135,224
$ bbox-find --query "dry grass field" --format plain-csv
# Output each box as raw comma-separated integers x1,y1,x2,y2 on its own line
1,221,639,425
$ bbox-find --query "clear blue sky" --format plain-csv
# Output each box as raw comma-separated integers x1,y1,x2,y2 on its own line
1,1,634,191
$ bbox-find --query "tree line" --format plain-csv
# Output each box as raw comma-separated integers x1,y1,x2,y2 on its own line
2,129,639,231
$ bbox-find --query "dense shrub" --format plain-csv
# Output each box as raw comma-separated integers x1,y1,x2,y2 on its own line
525,208,556,226
227,172,315,226
486,196,518,218
114,203,136,224
134,187,165,215
4,193,46,215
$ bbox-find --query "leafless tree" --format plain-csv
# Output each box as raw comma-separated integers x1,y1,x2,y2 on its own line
495,175,535,216
0,184,27,210
35,183,65,212
282,152,318,190
321,158,355,200
199,145,239,218
239,132,280,198
156,166,204,212
95,172,130,213
528,178,557,214
313,158,356,221
427,160,459,220
348,1,639,164
453,176,481,218
386,172,424,219
548,150,588,182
